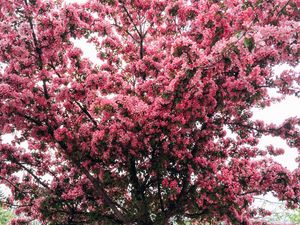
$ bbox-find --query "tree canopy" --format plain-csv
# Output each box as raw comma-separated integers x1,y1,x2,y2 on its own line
0,0,299,224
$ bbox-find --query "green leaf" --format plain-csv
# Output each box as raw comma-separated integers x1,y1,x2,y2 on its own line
0,207,14,225
288,208,300,223
255,0,263,6
162,92,171,100
169,5,179,16
244,37,255,52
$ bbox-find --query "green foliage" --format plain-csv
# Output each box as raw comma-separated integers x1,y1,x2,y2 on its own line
244,37,255,52
288,208,300,223
0,207,14,225
0,190,14,224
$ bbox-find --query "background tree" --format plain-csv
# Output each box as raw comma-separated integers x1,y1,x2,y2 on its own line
288,207,300,224
0,207,14,225
0,0,299,224
0,190,14,225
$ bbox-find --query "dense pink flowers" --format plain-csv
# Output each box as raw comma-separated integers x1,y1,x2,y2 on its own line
0,0,299,224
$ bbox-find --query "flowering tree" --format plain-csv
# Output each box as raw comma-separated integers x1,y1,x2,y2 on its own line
0,0,299,224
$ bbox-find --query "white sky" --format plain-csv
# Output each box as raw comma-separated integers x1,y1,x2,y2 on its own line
252,64,300,171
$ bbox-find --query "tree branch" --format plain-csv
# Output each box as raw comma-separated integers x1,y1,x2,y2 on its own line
119,1,142,38
128,157,152,223
12,160,50,190
112,20,139,43
74,100,98,128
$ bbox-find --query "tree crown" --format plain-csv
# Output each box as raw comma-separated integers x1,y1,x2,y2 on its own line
0,0,299,224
